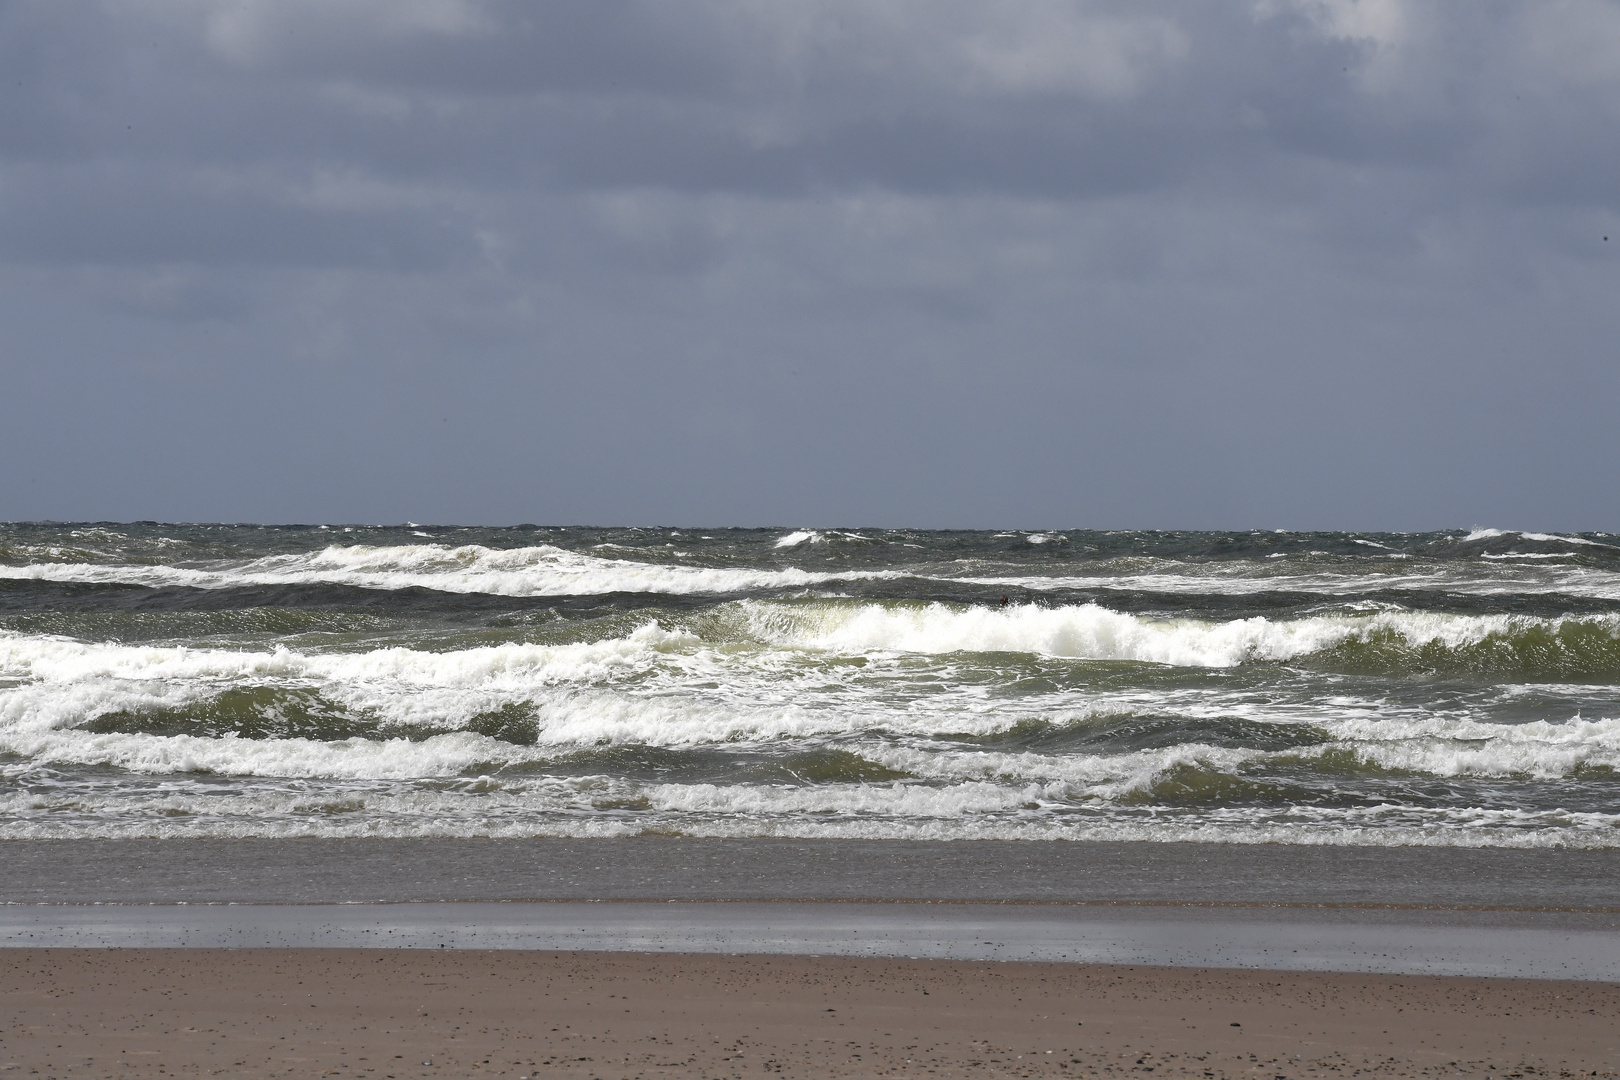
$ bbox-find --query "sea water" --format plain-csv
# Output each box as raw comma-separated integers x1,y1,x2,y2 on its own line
2,524,1617,846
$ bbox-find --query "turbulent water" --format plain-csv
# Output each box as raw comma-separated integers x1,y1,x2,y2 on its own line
3,523,1619,846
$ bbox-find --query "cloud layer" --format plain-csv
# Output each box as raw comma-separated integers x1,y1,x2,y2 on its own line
2,0,1617,527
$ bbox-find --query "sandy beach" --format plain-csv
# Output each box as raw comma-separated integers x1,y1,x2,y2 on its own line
5,839,1619,1074
4,948,1617,1078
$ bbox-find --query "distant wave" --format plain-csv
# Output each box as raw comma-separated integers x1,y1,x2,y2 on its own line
954,567,1620,599
740,600,1620,676
0,542,902,596
1461,528,1616,548
774,530,822,548
9,542,1620,601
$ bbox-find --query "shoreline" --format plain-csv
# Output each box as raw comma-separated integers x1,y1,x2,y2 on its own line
7,838,1620,908
6,901,1620,981
15,898,1620,912
7,840,1620,1075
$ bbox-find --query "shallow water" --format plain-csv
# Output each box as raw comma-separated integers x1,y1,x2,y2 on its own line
7,902,1618,980
3,524,1618,845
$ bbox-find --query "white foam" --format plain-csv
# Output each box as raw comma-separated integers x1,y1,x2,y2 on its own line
2,773,1616,844
1,728,528,780
954,565,1620,599
0,626,694,735
0,542,898,596
1479,552,1573,560
1462,528,1612,548
645,778,1047,818
869,740,1263,795
8,539,1619,601
2,596,1619,848
3,603,1615,735
1322,714,1620,779
866,712,1620,790
5,604,1613,752
773,531,822,548
11,687,1611,789
741,600,1620,667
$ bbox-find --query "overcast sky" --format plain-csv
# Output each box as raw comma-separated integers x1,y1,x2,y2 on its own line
1,0,1617,529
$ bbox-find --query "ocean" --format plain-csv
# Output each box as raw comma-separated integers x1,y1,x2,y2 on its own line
2,524,1617,848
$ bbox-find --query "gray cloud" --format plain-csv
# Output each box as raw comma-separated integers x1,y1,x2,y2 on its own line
1,0,1617,527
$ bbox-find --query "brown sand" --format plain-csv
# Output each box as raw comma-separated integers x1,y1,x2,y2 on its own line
2,950,1616,1079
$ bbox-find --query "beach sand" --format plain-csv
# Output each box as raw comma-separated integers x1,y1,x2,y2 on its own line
3,949,1616,1079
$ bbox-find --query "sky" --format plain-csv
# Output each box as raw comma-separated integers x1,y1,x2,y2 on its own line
1,0,1617,530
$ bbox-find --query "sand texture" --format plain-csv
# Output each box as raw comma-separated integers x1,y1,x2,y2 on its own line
2,949,1617,1079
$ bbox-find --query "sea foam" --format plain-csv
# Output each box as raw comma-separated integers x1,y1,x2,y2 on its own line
0,542,898,596
4,520,1619,849
740,600,1620,668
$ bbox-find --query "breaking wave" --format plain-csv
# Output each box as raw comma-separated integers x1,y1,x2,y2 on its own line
1461,528,1615,548
0,542,899,596
4,525,1620,846
740,601,1620,677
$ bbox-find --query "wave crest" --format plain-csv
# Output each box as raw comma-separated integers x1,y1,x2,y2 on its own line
0,542,898,596
740,600,1620,676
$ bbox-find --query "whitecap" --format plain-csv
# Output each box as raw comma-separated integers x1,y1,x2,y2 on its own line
774,530,822,548
0,542,901,596
740,599,1620,668
1462,528,1612,548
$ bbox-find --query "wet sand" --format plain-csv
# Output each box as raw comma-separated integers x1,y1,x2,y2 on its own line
7,901,1620,980
7,840,1618,1076
3,949,1617,1079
